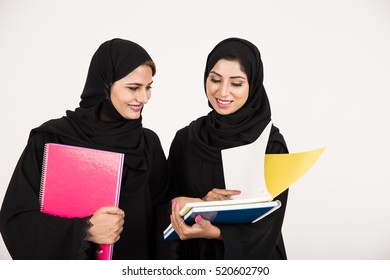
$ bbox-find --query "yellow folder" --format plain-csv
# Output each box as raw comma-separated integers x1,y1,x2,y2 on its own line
265,147,326,198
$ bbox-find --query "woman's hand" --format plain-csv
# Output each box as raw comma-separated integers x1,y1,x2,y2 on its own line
171,196,203,212
86,206,125,244
169,188,240,240
170,201,222,240
202,188,241,201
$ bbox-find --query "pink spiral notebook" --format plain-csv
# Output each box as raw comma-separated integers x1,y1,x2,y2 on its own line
39,143,124,260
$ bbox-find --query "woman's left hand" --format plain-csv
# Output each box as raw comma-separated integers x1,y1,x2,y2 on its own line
202,188,241,202
171,201,222,240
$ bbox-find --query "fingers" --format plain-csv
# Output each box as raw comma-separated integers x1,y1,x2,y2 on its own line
194,215,222,239
210,188,241,200
170,201,222,240
172,196,203,211
113,222,124,242
178,219,185,228
108,219,124,244
171,201,184,230
193,215,209,229
194,214,203,224
97,206,125,217
212,188,241,196
212,193,228,200
88,207,125,244
171,200,194,240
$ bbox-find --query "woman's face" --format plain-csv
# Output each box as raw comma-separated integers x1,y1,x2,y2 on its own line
206,59,249,115
110,64,153,120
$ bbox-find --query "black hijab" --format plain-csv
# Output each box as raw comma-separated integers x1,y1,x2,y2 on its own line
188,37,287,162
31,38,155,170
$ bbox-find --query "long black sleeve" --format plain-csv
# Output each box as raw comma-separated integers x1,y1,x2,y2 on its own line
0,132,89,259
165,127,289,259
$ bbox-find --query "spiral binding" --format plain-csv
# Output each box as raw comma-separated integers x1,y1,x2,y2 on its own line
39,143,50,211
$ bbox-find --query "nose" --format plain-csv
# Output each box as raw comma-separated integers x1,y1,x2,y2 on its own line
136,88,149,104
219,81,229,97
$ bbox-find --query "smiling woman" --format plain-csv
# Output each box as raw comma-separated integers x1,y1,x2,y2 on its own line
0,38,168,260
206,59,250,115
165,37,289,260
110,64,154,120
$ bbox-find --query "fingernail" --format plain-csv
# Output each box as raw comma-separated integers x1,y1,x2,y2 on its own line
235,190,241,193
195,215,202,222
172,201,176,207
170,214,172,220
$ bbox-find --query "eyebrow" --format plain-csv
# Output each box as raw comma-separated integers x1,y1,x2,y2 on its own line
125,81,153,86
209,71,246,80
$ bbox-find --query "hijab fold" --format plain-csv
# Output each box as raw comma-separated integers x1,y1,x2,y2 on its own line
188,37,287,162
31,38,154,170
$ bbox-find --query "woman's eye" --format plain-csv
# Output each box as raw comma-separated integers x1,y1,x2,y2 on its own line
211,78,221,83
147,85,152,90
232,83,242,87
128,87,138,91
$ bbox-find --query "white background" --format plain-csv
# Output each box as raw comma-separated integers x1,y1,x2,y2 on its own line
1,0,389,260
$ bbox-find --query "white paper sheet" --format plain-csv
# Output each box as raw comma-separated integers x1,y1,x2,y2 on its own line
221,121,273,201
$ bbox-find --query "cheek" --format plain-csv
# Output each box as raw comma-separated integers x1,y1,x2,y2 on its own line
110,87,126,102
206,90,215,103
113,95,127,106
240,93,249,104
237,87,249,103
110,90,119,104
206,83,217,96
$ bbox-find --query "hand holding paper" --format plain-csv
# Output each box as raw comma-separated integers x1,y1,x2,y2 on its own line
163,121,326,240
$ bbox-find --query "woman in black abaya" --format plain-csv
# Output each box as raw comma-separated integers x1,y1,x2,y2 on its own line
0,38,167,259
168,38,289,259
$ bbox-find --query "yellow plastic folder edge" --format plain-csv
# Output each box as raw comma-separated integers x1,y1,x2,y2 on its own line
179,147,327,216
265,146,326,198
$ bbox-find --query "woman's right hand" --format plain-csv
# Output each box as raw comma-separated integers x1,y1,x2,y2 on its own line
171,201,222,240
171,196,203,212
86,206,125,245
202,188,241,202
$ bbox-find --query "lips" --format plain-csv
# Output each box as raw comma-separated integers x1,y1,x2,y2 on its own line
129,104,143,112
216,98,232,108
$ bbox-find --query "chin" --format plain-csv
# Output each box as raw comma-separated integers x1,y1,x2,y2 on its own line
215,108,233,115
123,114,141,120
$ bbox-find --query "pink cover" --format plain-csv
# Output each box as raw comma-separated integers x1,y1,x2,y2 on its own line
39,143,124,260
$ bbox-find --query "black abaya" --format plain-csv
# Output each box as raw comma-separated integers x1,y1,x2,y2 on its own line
167,126,288,259
0,38,168,259
166,37,289,259
0,128,167,259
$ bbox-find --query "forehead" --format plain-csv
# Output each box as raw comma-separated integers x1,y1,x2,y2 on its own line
119,65,153,82
210,59,246,77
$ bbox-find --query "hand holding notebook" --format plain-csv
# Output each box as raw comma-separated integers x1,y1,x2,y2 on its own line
87,206,125,245
40,143,124,259
163,121,326,240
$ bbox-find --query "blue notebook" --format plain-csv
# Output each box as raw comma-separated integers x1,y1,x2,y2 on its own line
163,200,281,240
